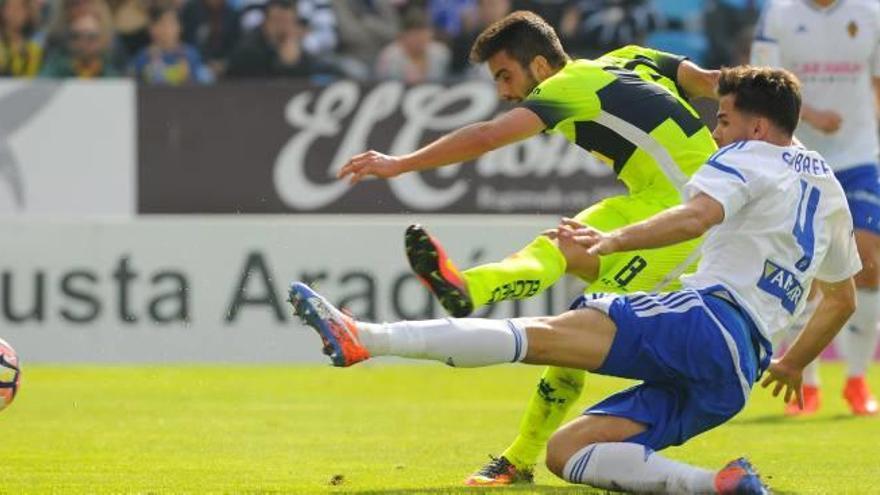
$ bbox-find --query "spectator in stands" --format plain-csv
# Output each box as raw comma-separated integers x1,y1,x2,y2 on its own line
704,0,761,68
180,0,239,77
238,0,336,56
332,0,398,80
563,0,661,59
130,4,210,84
375,9,449,83
512,0,569,29
106,0,150,58
427,0,475,39
449,0,510,77
296,0,334,54
226,0,334,78
0,0,43,77
40,9,119,77
44,0,115,57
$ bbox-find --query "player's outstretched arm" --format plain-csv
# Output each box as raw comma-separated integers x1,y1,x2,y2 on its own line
337,107,545,184
676,60,720,100
762,278,857,408
556,192,723,256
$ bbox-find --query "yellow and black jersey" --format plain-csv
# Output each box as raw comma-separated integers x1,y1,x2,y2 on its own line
521,45,717,201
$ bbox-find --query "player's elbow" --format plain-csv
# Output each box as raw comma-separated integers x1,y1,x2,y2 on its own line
682,218,710,239
836,290,858,319
678,61,719,100
823,279,858,319
681,198,723,238
681,210,715,239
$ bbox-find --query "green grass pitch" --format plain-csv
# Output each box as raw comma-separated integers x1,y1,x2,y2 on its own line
1,363,878,494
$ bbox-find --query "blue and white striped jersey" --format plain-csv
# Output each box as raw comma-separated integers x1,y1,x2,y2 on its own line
681,140,862,339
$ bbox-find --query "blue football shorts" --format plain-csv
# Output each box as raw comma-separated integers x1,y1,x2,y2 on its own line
570,287,763,451
836,164,880,235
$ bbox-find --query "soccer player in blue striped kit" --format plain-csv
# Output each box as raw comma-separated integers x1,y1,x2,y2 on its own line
291,66,860,494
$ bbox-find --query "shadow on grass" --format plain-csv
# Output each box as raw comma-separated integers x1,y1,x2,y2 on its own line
238,485,799,495
335,487,602,494
332,487,798,495
234,488,600,495
730,413,855,426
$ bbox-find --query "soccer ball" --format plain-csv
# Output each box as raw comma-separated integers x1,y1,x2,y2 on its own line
0,338,21,411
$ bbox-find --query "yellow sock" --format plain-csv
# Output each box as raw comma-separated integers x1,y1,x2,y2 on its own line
462,236,566,310
501,366,585,470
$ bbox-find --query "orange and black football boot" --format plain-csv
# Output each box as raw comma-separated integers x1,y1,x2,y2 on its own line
405,224,473,317
464,455,534,486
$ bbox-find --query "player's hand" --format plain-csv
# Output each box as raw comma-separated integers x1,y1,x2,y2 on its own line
555,217,621,256
761,358,804,409
540,228,558,239
337,150,405,184
805,110,842,134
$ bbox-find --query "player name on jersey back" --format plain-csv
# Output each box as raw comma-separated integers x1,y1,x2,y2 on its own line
783,149,832,177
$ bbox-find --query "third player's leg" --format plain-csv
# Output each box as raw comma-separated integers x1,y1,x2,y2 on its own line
834,165,880,414
853,229,880,290
839,229,880,414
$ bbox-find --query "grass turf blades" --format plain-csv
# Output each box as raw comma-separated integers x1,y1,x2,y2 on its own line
1,364,877,494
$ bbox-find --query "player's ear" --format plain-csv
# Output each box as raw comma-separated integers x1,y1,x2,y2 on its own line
529,56,553,81
751,116,771,140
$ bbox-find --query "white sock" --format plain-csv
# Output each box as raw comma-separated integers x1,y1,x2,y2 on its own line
357,318,528,367
841,288,880,377
563,443,716,494
802,358,821,387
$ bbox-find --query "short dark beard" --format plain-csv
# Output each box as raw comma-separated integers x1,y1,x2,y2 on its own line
520,64,539,102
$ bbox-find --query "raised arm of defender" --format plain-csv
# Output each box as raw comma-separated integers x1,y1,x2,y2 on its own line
336,107,546,184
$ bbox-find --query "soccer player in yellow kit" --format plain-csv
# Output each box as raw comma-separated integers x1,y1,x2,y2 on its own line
338,11,719,485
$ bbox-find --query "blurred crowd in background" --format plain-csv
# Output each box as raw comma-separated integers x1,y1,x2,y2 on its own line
0,0,764,84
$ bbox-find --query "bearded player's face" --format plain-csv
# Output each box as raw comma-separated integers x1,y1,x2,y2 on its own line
487,50,539,103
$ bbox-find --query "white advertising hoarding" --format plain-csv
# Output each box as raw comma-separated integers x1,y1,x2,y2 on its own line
0,80,135,216
0,216,577,362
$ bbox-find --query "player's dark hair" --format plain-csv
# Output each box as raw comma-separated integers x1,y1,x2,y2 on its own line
400,8,430,32
147,3,178,25
266,0,295,12
718,66,802,136
469,10,568,70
